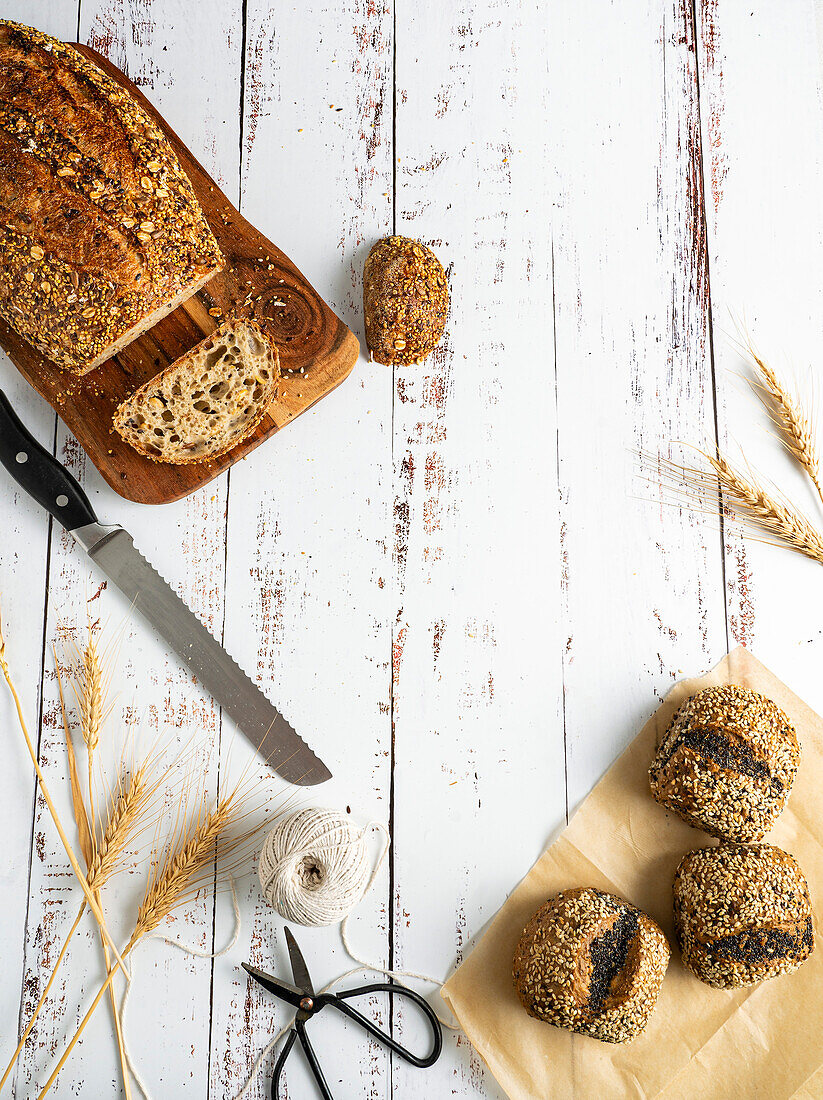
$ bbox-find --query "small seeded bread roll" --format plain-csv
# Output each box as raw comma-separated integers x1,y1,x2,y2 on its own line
649,685,799,842
512,887,669,1044
363,235,448,365
114,319,278,464
674,844,814,988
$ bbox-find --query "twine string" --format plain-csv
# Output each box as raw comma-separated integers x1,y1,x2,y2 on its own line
234,811,457,1100
122,811,456,1100
122,877,241,1100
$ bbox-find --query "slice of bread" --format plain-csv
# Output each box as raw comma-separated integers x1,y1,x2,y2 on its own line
113,319,279,464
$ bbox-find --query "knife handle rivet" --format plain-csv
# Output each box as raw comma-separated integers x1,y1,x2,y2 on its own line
56,494,69,507
15,451,27,464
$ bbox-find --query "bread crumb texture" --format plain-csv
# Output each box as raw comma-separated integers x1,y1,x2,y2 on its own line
363,235,448,365
113,319,279,464
674,843,814,988
649,685,800,842
0,21,223,374
512,887,670,1044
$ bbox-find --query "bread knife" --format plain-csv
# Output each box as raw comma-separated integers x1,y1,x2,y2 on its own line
0,390,331,787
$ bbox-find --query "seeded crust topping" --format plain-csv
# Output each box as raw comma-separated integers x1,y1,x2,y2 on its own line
673,844,814,988
363,235,448,366
649,685,800,842
512,887,670,1044
113,319,279,465
0,21,223,374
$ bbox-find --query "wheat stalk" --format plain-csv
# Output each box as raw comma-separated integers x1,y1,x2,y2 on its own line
129,781,258,947
37,780,259,1098
18,765,167,1098
708,453,823,562
87,769,153,889
0,905,85,1093
90,774,145,1100
651,449,823,566
72,623,112,845
78,632,103,755
737,333,823,507
56,656,94,868
1,674,157,1095
0,602,128,978
0,779,147,1093
63,641,128,1097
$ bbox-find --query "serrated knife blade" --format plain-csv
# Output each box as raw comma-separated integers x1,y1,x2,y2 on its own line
0,390,331,787
77,524,331,786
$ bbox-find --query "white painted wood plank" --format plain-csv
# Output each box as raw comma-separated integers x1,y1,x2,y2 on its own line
210,2,395,1097
390,4,563,1097
549,0,728,814
696,0,823,709
6,2,823,1097
391,0,729,1094
0,4,79,1083
9,5,243,1096
2,3,77,38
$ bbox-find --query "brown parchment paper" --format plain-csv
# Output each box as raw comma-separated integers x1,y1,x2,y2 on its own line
442,648,823,1100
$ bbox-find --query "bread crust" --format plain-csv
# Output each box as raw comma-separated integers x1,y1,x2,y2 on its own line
649,685,800,842
113,319,279,465
673,844,814,988
363,235,448,365
512,887,669,1043
0,21,223,374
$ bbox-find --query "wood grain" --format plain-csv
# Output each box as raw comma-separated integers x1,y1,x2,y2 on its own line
695,0,823,695
389,4,561,1098
4,2,823,1098
9,5,242,1095
0,44,359,506
209,1,395,1095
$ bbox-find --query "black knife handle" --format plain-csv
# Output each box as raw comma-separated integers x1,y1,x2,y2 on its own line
0,390,98,531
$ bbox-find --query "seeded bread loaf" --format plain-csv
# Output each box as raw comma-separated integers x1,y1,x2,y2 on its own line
649,685,800,842
0,21,223,374
673,844,814,988
512,887,669,1044
363,236,448,365
113,320,279,464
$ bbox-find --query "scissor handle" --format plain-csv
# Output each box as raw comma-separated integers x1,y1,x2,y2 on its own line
322,982,443,1069
272,1022,334,1100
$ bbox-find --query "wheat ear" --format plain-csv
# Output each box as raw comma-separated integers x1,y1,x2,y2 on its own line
56,656,94,866
131,800,238,947
711,454,823,562
654,450,823,566
740,338,823,507
0,604,128,976
74,625,108,845
86,764,160,1100
37,784,254,1098
63,645,131,1098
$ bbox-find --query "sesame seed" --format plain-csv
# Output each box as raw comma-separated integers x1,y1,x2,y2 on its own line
0,21,223,373
512,888,669,1044
674,844,814,988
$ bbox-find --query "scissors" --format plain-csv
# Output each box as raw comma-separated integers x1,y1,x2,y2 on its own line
242,927,443,1099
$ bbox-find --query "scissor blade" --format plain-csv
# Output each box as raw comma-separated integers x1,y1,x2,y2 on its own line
241,963,305,1008
285,927,315,996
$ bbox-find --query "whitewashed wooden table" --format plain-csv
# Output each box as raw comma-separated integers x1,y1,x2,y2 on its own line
2,1,823,1096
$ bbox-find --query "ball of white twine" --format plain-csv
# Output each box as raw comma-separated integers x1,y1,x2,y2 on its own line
258,808,374,926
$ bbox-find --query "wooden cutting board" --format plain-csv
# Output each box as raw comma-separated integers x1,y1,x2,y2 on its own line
0,45,360,506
